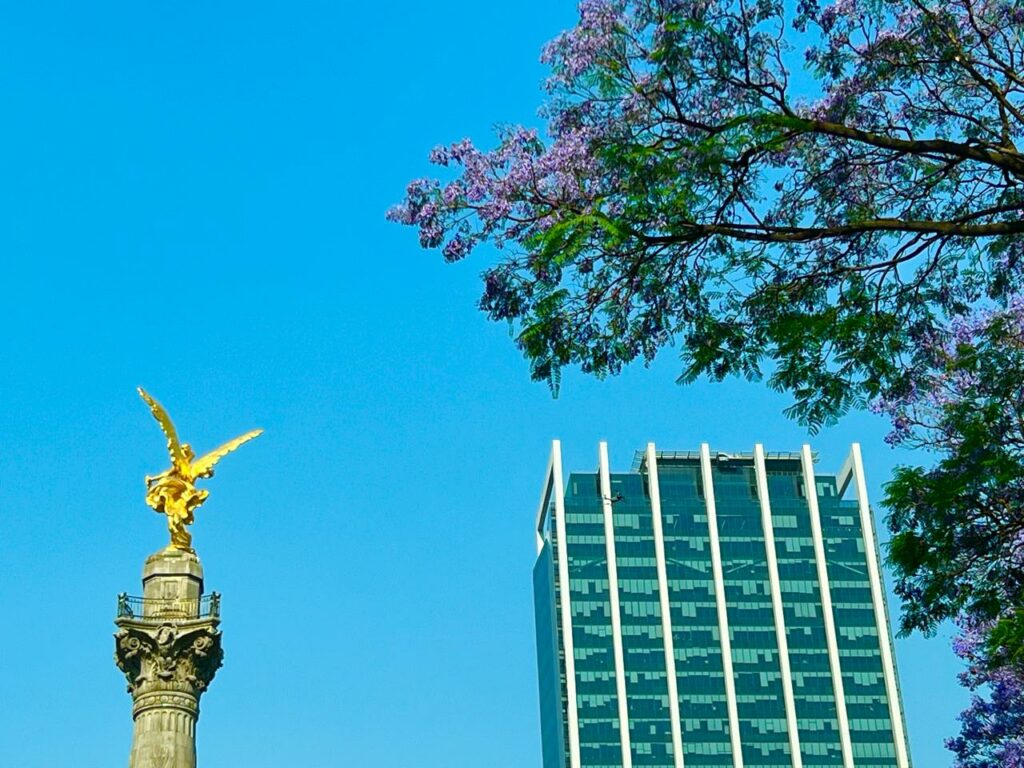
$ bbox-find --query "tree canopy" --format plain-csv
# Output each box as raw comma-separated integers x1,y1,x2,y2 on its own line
879,299,1024,640
389,0,1024,430
947,616,1024,767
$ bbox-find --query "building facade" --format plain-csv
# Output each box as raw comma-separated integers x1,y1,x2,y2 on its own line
533,442,912,768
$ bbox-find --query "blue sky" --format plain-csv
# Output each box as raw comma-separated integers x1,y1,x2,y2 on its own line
0,2,963,766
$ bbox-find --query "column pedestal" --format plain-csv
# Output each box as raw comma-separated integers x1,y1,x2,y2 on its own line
115,550,223,768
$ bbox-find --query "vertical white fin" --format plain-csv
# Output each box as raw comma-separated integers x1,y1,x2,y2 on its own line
802,444,854,768
647,443,686,768
599,441,634,768
846,443,911,768
550,440,581,768
754,444,803,768
700,444,745,768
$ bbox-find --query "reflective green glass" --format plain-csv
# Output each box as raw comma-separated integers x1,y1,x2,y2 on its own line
535,539,568,768
611,472,675,767
565,473,627,767
767,466,845,766
534,450,911,768
659,462,736,767
711,462,791,768
818,479,899,766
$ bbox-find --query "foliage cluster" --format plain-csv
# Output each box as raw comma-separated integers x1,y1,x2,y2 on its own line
390,0,1024,431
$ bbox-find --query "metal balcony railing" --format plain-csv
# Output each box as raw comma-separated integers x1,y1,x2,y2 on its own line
116,592,221,620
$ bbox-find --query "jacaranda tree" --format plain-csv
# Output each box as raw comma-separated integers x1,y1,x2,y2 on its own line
390,0,1023,427
875,298,1024,761
390,0,1024,755
879,298,1024,642
947,616,1024,767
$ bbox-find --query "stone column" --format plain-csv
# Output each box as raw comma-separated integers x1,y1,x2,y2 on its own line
115,550,223,768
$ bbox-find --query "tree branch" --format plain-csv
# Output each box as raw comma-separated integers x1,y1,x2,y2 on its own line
642,216,1024,245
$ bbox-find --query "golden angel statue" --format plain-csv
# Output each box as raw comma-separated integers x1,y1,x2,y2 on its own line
138,388,263,552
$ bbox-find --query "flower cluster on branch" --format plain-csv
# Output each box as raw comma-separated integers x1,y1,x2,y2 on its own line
390,0,1024,430
878,296,1024,633
947,617,1024,767
874,297,1024,762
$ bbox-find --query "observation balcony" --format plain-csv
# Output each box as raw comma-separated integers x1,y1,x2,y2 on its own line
116,592,221,621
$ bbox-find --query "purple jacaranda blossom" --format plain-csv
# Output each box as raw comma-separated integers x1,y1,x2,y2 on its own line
872,296,1024,449
879,295,1024,764
541,0,625,89
947,616,1024,768
390,14,1024,699
441,235,471,263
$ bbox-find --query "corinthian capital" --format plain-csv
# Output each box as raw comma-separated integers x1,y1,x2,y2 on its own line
115,621,223,697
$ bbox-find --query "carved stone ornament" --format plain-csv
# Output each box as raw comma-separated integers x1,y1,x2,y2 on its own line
115,621,223,697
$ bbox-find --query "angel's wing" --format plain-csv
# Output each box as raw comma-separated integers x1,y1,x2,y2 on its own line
191,429,263,479
138,387,189,474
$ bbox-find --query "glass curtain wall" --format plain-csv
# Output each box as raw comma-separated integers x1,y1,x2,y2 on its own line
534,446,911,768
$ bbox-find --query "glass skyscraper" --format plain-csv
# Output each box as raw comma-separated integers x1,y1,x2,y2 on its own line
533,442,912,768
